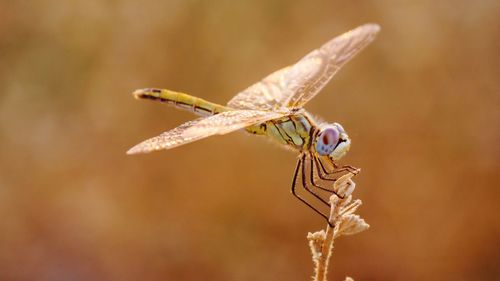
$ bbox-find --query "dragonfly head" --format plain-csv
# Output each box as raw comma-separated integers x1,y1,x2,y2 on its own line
314,123,351,161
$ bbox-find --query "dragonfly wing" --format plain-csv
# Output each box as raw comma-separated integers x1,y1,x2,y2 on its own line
227,24,380,110
227,67,291,110
127,110,283,154
283,24,380,108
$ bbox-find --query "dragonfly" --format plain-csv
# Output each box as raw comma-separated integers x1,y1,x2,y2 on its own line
128,23,380,223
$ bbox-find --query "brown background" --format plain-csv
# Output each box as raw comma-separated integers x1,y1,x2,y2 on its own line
1,1,499,280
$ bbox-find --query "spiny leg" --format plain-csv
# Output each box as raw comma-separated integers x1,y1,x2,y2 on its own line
308,154,343,198
311,156,360,199
314,156,343,182
314,156,358,183
290,155,330,224
300,153,330,207
306,153,338,192
325,156,359,174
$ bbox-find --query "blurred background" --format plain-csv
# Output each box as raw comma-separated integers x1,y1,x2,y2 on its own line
0,0,499,280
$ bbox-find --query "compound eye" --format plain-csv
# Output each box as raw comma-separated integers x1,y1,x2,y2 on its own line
316,127,340,155
334,123,345,134
322,128,339,146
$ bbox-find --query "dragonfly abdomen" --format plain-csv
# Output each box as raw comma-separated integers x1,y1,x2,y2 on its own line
133,88,229,116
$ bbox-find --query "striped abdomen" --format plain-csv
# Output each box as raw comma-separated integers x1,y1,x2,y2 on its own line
133,88,230,116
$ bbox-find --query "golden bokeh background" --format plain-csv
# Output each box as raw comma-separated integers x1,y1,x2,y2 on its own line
1,1,499,280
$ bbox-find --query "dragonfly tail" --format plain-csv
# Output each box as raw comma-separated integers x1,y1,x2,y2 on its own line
132,88,230,116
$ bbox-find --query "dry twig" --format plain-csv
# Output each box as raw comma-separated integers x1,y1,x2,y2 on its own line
307,170,369,281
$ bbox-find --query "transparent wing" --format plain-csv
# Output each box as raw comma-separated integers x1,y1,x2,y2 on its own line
284,23,380,108
127,110,284,154
227,23,380,110
227,66,290,111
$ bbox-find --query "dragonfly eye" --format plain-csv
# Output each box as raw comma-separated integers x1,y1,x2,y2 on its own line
316,127,339,156
333,123,345,134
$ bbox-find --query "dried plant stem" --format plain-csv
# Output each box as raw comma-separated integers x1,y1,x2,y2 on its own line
307,171,368,281
314,222,335,281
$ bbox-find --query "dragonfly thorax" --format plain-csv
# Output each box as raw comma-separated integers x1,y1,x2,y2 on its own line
314,123,351,161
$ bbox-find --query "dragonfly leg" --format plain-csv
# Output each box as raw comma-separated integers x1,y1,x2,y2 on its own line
326,156,359,174
300,153,330,207
315,156,359,182
314,156,342,182
308,154,343,198
291,155,332,226
312,156,360,199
